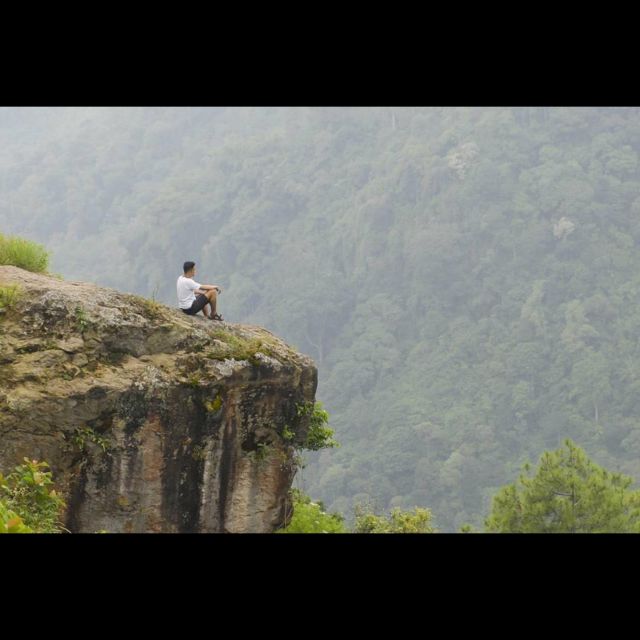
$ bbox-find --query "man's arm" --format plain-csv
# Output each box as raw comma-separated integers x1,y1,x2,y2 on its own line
189,279,206,296
194,287,222,295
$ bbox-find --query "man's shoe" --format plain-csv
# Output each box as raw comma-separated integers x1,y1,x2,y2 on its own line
209,313,224,321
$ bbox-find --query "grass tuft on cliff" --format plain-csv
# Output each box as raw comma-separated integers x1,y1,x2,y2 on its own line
0,234,49,273
207,329,279,362
124,293,167,320
0,284,22,311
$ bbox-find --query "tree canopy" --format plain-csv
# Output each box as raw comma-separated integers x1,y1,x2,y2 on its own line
485,439,640,533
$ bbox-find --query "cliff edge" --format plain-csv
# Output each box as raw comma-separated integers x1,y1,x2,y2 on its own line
0,266,317,532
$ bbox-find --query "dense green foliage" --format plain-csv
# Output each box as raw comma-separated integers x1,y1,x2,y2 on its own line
282,440,639,532
353,504,436,533
4,107,640,530
0,502,32,533
485,439,640,533
277,489,347,533
0,459,66,533
0,233,49,272
277,489,435,533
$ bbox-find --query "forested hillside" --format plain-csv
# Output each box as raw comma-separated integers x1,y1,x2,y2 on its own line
2,106,640,530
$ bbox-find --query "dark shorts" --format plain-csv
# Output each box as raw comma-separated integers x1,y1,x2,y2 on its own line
181,294,209,315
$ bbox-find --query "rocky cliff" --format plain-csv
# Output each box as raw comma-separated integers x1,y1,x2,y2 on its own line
0,266,317,532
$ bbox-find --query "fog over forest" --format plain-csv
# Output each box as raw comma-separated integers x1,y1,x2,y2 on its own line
2,106,640,531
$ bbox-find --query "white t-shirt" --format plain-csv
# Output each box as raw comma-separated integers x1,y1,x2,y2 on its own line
177,275,202,309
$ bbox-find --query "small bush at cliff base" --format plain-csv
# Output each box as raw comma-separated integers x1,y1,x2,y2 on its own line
277,489,347,533
0,459,66,533
277,492,438,533
0,502,32,533
353,504,436,533
0,234,49,273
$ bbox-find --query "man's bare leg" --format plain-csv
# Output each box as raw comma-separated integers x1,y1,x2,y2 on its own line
204,289,217,318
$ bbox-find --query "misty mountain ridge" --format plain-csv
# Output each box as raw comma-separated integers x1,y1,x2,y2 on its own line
2,106,640,531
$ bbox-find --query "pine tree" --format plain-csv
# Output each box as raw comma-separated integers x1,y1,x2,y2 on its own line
485,439,640,532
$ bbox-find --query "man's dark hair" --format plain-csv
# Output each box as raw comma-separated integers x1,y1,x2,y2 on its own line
183,261,196,273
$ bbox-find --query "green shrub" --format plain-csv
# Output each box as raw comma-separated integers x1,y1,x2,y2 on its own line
0,458,66,533
297,401,339,451
72,426,110,453
0,502,32,533
277,492,438,533
277,489,347,533
282,425,295,441
0,234,49,273
280,403,339,477
353,504,436,533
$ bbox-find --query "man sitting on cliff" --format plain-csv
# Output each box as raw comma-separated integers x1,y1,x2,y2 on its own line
177,261,224,321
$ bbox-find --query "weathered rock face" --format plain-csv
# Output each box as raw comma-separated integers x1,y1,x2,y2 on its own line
0,266,317,532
